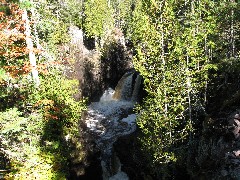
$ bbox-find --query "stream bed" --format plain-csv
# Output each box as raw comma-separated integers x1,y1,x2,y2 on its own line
84,71,142,179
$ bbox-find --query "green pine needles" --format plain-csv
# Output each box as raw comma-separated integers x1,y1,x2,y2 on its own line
129,0,218,165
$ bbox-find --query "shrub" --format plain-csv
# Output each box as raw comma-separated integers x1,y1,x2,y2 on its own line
0,73,86,179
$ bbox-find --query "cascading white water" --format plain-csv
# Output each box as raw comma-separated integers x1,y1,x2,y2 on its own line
85,71,142,180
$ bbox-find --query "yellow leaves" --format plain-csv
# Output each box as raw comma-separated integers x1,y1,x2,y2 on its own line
150,0,158,9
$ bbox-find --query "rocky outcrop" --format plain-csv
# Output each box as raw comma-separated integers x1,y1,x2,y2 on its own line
186,112,240,180
113,110,240,180
0,153,9,179
63,26,134,179
113,131,154,180
63,26,132,102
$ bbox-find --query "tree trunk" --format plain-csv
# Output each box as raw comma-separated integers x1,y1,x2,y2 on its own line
230,0,235,57
21,3,40,86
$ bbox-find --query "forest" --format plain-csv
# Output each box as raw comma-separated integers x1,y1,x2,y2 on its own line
0,0,240,179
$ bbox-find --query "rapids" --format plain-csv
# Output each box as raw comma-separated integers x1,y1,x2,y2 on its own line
84,71,142,180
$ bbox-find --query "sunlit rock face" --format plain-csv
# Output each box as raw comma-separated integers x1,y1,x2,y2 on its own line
64,26,132,102
84,71,142,180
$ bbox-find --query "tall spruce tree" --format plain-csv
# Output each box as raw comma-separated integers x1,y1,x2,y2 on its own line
128,0,218,167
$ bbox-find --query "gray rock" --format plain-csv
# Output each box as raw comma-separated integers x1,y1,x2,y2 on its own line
221,169,228,176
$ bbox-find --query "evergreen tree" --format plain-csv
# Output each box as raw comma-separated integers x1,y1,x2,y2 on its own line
128,0,218,169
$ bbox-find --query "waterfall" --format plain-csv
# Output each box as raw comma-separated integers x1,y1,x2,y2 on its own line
85,71,142,180
112,72,134,100
100,88,115,102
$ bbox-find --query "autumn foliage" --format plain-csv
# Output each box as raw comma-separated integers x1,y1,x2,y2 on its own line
0,1,48,78
0,2,26,57
0,1,88,179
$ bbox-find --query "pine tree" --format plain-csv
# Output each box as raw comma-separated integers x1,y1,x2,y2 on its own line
128,0,218,168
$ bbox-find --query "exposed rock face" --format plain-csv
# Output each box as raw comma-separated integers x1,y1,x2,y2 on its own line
83,71,142,180
186,112,240,180
65,26,240,179
113,131,152,180
64,26,132,102
113,111,240,180
64,26,134,179
0,153,9,179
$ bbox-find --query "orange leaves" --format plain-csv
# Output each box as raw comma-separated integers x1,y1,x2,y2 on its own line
22,62,33,74
0,12,4,18
0,1,62,81
37,63,48,75
33,48,43,54
35,99,55,107
3,64,31,78
9,3,21,16
2,60,64,78
24,47,43,55
46,114,58,120
0,22,4,29
0,2,28,66
9,32,26,42
34,99,61,121
0,43,27,59
9,46,27,57
3,62,51,78
0,31,26,51
0,2,46,77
